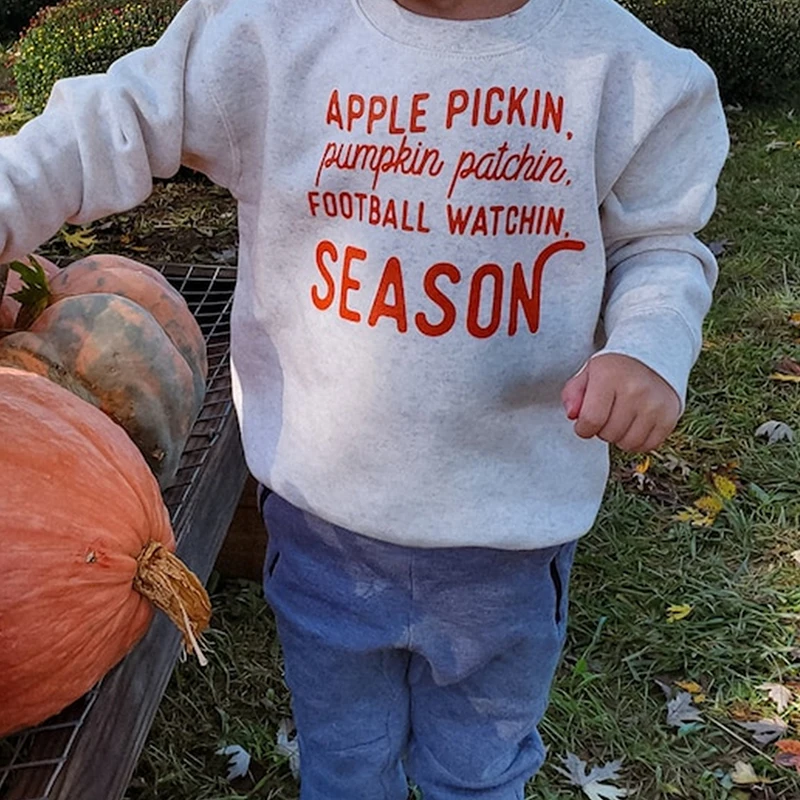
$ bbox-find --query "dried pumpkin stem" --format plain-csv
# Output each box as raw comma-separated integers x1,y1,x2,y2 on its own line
133,541,211,666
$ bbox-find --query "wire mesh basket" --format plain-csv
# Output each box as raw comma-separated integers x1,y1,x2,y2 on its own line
0,263,240,800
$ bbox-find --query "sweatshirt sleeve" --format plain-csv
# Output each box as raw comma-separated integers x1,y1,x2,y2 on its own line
595,56,729,407
0,0,239,264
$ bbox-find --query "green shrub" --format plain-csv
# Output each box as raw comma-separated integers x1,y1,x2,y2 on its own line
11,0,184,113
620,0,800,103
0,1,44,42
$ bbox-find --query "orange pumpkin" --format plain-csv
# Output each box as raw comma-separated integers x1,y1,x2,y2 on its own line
0,293,204,487
0,366,210,738
0,254,208,487
48,254,208,394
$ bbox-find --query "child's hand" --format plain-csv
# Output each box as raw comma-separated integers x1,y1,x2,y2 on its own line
560,354,681,452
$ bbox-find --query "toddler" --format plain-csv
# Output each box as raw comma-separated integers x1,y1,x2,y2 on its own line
0,0,729,797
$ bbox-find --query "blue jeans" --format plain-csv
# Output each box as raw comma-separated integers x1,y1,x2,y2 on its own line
261,492,577,800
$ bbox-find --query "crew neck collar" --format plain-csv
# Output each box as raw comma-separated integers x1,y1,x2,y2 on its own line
354,0,565,55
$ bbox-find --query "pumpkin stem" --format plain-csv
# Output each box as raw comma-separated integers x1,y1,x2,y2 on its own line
133,541,211,666
9,257,53,329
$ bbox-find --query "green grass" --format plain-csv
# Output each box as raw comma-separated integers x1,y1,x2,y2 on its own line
119,105,800,800
125,580,297,800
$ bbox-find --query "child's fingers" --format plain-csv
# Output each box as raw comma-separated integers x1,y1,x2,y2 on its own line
561,363,589,420
596,403,636,445
572,373,615,439
616,416,656,452
640,420,677,453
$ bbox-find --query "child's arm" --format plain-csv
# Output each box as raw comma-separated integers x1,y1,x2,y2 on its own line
562,57,729,452
0,0,240,264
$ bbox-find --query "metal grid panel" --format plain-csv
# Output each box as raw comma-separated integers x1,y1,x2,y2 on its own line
0,263,237,800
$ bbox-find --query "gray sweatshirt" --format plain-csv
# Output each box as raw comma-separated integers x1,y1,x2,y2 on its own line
0,0,729,548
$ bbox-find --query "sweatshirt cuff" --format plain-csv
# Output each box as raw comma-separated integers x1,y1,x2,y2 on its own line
593,309,700,411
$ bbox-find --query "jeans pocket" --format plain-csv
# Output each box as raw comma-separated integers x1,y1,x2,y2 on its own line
549,555,564,626
257,482,271,520
266,549,281,578
549,540,578,635
262,538,282,610
262,517,280,587
260,487,280,585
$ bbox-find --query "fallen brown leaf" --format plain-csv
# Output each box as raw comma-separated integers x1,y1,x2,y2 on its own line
738,718,788,746
758,682,793,714
773,357,800,376
775,739,800,774
756,420,795,444
728,699,762,721
555,754,629,800
666,691,703,727
731,760,772,785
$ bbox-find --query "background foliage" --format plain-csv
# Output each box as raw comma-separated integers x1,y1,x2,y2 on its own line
5,0,800,111
620,0,800,103
10,0,183,113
